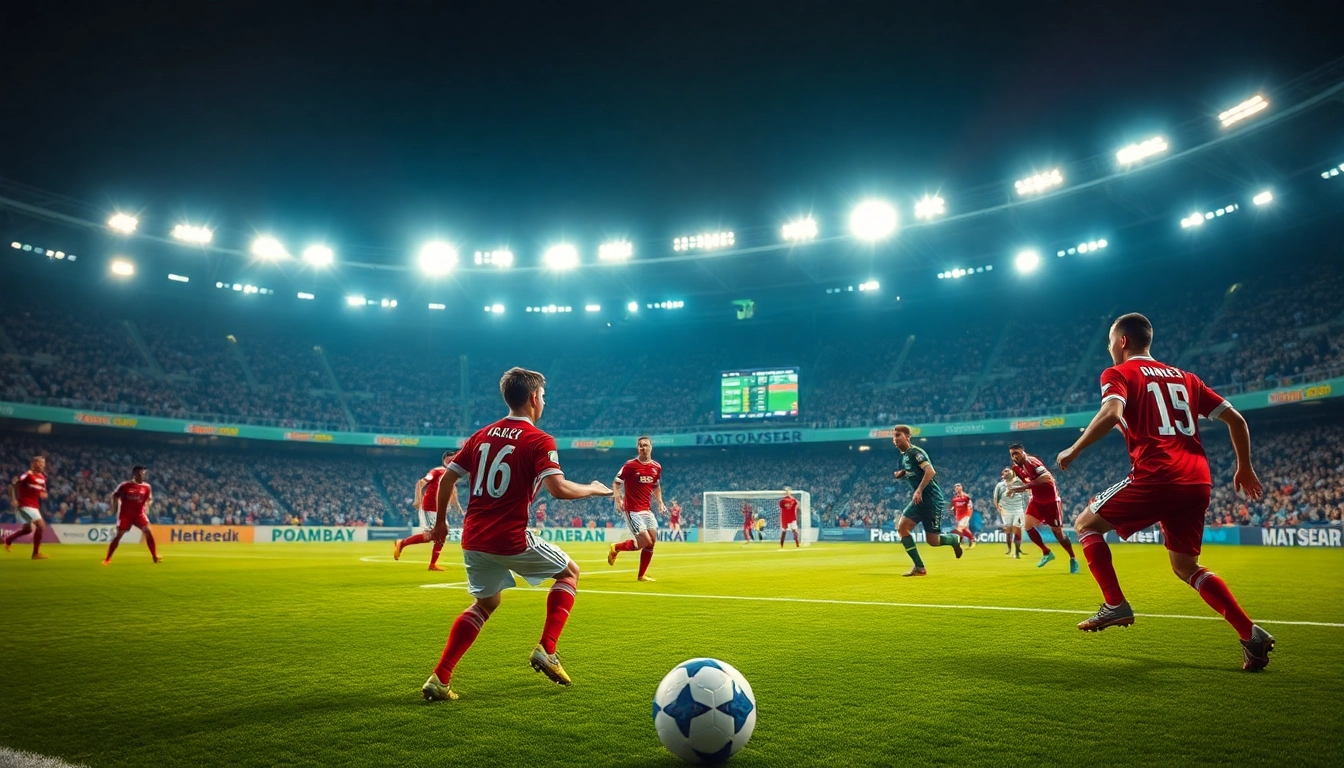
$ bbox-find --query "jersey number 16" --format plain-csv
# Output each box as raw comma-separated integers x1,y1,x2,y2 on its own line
472,443,514,498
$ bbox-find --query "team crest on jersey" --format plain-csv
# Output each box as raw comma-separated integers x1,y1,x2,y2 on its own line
548,450,559,463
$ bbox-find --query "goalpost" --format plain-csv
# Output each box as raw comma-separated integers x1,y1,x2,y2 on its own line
702,490,816,545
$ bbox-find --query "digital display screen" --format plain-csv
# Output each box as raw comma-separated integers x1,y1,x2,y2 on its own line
719,368,799,420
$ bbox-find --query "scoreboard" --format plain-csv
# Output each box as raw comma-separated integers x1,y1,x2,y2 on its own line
719,368,799,420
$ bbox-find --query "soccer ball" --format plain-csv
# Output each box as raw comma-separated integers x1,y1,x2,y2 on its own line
652,658,756,764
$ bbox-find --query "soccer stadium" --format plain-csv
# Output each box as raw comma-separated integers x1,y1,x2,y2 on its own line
2,4,1343,767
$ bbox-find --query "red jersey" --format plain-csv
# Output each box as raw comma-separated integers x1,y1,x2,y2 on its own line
448,415,563,555
951,493,973,518
669,505,681,524
779,497,798,526
420,467,447,512
14,470,46,508
742,504,753,525
616,458,662,512
114,481,152,517
1011,456,1060,502
1100,355,1228,486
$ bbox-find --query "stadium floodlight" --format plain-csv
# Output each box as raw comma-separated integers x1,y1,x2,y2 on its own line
110,259,135,277
1116,136,1169,166
108,213,139,234
474,249,514,268
627,301,639,313
585,304,601,312
849,199,898,241
1180,212,1205,228
1015,169,1064,196
303,244,334,267
297,292,315,300
487,303,506,313
936,264,992,280
418,241,459,276
428,302,446,310
1322,163,1344,179
345,295,366,307
598,240,634,261
913,196,945,220
251,236,288,261
782,217,819,241
167,273,190,283
1059,239,1109,257
1252,190,1274,206
858,280,880,292
171,223,213,244
1014,249,1041,274
1219,95,1268,128
673,231,735,252
1182,203,1239,228
543,244,580,271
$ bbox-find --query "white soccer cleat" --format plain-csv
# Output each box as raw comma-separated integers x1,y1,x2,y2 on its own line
422,673,459,701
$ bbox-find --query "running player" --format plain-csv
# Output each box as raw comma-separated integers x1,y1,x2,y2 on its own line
421,367,613,701
993,468,1025,558
394,452,463,572
1008,443,1079,573
950,483,976,548
668,500,682,534
891,426,963,576
741,501,755,543
1057,312,1273,670
103,465,160,564
778,487,800,548
4,456,49,559
608,436,665,582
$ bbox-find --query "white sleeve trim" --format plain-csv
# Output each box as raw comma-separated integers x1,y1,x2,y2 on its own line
537,468,565,481
446,462,470,479
1206,400,1231,420
1100,394,1126,406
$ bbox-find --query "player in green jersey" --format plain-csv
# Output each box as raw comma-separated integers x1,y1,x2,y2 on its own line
891,425,964,576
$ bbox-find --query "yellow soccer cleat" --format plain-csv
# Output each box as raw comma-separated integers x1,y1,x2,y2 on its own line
392,540,404,561
529,644,572,686
638,575,656,582
422,673,459,702
607,543,618,566
427,564,445,572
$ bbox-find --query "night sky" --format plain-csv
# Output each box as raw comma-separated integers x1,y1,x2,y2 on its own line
4,1,1343,253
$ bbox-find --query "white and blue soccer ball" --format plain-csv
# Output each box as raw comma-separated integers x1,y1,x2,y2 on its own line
652,658,756,764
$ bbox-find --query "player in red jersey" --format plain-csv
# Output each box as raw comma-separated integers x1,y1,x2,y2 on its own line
421,368,613,701
1008,444,1078,573
103,465,160,564
1057,313,1273,671
950,484,976,548
778,487,800,548
4,456,49,559
393,451,463,572
668,500,682,534
608,436,665,581
742,501,756,542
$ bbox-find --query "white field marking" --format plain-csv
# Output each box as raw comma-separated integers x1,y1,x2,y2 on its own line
0,747,87,768
414,583,1344,628
163,552,362,561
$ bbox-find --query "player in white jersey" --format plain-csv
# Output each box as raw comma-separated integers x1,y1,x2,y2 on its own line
993,468,1026,558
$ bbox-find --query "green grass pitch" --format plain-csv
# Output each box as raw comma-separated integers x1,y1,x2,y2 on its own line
2,541,1341,767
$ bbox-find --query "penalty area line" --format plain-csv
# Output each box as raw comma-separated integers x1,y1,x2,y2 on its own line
414,584,1344,628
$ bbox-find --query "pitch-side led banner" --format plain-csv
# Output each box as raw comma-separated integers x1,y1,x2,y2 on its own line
158,525,255,544
50,524,143,545
255,526,369,543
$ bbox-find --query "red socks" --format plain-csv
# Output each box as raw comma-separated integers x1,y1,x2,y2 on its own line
2,524,28,546
1080,531,1125,606
1027,527,1050,555
429,541,443,567
638,543,655,579
540,577,578,654
32,525,42,555
615,539,638,553
145,530,159,560
957,528,974,542
401,533,428,547
434,604,492,682
105,536,121,562
1189,568,1253,640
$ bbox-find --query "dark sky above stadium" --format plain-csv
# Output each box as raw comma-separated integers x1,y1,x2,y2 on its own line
4,1,1342,251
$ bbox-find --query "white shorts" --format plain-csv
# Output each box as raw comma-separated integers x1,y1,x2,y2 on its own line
462,531,572,598
16,506,42,524
418,510,434,534
1001,511,1025,528
782,521,798,531
626,511,658,538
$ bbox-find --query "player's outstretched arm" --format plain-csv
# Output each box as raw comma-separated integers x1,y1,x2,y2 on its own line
544,474,614,500
1057,398,1124,470
1217,406,1263,500
432,469,466,543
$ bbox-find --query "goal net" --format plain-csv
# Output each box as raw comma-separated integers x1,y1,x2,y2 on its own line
702,490,815,545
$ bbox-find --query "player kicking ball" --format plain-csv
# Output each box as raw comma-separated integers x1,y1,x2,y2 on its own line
778,487,800,548
1007,443,1079,573
608,436,664,582
890,426,963,576
394,451,464,572
4,456,49,560
104,465,161,564
422,367,613,701
1057,312,1274,671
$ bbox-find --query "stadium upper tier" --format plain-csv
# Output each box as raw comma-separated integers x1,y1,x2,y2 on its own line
0,257,1340,436
2,419,1340,531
